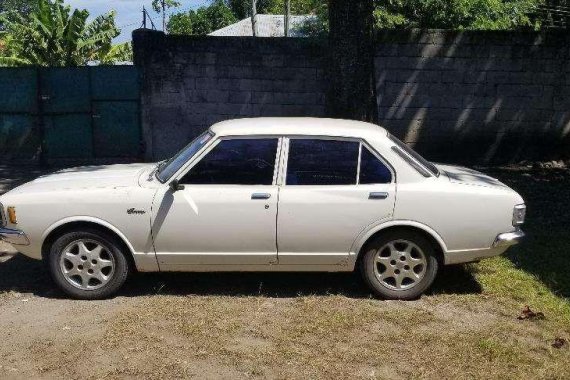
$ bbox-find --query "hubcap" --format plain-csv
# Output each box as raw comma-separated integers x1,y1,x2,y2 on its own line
59,239,115,291
373,239,427,291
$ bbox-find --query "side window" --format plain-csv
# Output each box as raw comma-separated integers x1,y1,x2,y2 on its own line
286,139,359,185
181,138,278,185
359,146,392,184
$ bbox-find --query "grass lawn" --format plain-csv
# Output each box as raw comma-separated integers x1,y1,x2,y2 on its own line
1,165,569,379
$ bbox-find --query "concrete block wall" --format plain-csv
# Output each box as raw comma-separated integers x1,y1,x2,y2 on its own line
375,30,570,163
133,30,326,160
134,29,570,163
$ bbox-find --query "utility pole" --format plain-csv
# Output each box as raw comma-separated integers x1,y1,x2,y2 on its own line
161,0,166,31
284,0,290,37
251,0,257,37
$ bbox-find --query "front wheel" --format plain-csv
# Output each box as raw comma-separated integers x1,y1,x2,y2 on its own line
48,229,130,300
360,230,439,300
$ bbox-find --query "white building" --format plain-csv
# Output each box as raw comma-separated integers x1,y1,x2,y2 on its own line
209,14,315,37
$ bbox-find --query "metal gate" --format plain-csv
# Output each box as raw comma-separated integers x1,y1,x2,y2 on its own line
0,66,141,163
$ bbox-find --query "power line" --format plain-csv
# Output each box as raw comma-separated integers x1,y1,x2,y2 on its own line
120,0,212,33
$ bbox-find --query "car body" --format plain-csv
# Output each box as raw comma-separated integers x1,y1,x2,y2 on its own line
0,118,525,299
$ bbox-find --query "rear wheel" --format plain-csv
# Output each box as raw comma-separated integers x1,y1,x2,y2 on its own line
360,230,438,300
48,229,130,300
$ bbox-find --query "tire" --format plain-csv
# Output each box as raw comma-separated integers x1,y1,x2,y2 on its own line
360,230,439,300
47,229,130,300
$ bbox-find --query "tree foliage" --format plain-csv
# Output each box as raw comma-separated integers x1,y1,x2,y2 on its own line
152,0,182,14
168,0,237,35
168,0,543,36
374,0,541,30
0,0,36,29
168,0,328,35
0,0,131,66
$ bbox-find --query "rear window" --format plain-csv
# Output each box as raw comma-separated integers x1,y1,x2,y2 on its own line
388,134,439,177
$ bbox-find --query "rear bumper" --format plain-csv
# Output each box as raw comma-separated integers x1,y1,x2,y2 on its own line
444,228,524,265
492,228,525,248
0,227,30,246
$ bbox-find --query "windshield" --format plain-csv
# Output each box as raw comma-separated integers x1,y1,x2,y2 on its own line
156,131,214,183
388,133,439,177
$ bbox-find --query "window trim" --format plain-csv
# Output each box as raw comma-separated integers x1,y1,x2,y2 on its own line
176,135,283,186
156,130,215,183
391,146,431,178
280,136,395,187
388,134,439,177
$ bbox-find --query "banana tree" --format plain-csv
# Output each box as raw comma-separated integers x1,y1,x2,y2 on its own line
0,0,131,66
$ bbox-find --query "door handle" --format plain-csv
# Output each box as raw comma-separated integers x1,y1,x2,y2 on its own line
251,193,271,200
369,192,389,200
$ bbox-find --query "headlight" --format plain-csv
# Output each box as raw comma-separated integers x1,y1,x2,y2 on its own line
512,204,526,226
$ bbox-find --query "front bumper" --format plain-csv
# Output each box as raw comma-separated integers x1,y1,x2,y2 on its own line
0,227,30,246
492,228,525,248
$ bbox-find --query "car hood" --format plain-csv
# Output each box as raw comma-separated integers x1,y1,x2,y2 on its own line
8,163,155,194
436,164,507,188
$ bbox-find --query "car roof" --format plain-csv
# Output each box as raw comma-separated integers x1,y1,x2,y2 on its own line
209,117,388,139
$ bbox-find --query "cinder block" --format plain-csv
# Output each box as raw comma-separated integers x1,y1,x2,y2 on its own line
262,55,285,67
239,79,273,91
273,92,319,105
228,91,253,104
216,103,253,115
252,92,274,104
252,104,284,116
194,52,217,65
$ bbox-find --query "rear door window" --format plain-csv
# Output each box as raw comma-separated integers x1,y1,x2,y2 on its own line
359,146,392,184
286,139,359,185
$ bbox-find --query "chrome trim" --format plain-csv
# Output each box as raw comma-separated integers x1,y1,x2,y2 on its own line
0,202,5,227
251,193,271,200
369,192,389,199
391,146,431,178
0,227,30,246
493,228,525,248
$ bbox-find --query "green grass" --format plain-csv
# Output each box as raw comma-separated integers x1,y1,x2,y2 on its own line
476,166,570,322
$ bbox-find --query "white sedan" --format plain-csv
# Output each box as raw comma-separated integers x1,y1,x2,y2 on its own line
0,118,525,300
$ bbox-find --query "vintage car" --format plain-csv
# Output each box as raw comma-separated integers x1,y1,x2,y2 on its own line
0,118,525,300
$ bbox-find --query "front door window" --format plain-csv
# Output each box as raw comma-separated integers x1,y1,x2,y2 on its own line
181,138,278,185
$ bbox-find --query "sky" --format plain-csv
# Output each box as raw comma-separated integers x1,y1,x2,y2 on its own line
65,0,211,43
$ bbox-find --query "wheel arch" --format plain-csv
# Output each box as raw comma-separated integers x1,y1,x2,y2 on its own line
41,217,138,271
353,220,448,265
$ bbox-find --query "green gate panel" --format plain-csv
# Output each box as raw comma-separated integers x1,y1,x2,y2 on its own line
0,68,37,113
44,114,92,158
91,66,140,100
0,66,142,162
40,68,90,114
0,115,39,158
93,101,140,157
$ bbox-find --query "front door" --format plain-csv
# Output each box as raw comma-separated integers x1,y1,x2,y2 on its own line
277,137,396,265
152,137,281,269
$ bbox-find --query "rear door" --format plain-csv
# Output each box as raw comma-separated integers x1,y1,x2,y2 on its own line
277,137,396,265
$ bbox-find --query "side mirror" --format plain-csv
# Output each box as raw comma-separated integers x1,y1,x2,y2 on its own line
169,179,185,192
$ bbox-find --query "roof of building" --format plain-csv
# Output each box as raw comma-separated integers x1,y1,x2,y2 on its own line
210,118,388,139
208,14,314,37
